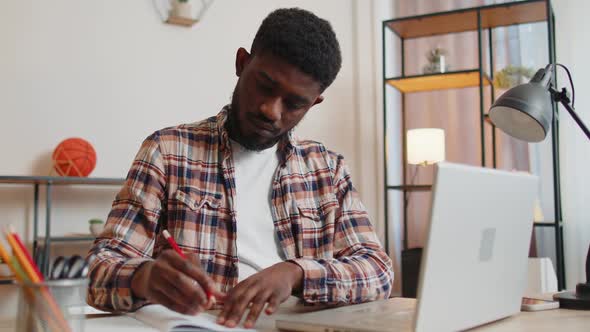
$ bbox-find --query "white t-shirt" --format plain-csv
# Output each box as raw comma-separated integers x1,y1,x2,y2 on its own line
230,140,284,281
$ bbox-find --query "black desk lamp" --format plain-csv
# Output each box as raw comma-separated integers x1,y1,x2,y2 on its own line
488,63,590,310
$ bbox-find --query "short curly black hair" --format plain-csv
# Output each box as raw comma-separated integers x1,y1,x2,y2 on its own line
251,8,342,92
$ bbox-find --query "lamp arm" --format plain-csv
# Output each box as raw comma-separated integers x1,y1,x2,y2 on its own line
549,87,590,141
561,101,590,141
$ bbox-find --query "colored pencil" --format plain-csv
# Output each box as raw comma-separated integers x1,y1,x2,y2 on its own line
0,240,42,330
162,229,215,305
4,227,72,332
5,231,40,282
9,225,44,280
5,230,42,283
0,238,59,331
0,240,21,279
163,229,187,259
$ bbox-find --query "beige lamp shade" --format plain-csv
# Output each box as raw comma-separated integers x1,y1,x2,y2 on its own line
407,128,445,165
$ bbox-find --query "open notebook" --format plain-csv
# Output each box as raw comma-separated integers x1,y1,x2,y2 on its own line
131,304,256,332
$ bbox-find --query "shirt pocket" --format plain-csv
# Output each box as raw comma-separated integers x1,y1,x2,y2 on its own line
295,195,339,259
167,188,224,265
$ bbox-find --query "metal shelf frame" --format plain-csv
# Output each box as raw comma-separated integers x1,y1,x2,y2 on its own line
0,175,124,277
382,0,565,290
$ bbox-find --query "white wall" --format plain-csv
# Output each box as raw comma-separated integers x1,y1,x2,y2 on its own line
354,0,397,291
553,0,590,290
0,0,387,255
4,0,584,299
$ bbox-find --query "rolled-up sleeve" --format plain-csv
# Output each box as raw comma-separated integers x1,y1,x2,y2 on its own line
289,154,394,304
87,132,166,312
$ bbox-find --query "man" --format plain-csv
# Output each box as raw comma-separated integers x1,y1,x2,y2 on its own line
87,8,393,329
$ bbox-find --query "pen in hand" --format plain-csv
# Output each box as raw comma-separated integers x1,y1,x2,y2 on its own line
162,229,216,306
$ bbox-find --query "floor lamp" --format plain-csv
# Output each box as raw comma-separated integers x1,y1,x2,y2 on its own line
488,63,590,310
401,128,445,298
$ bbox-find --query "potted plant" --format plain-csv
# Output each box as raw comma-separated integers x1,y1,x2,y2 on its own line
494,65,535,90
89,218,105,237
423,47,450,74
170,0,193,19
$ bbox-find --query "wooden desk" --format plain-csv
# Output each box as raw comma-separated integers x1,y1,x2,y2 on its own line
269,297,590,332
1,297,589,331
475,307,590,331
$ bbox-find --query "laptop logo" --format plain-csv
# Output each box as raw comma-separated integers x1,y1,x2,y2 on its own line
479,228,496,262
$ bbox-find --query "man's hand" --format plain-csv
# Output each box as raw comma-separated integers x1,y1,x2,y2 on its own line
131,249,224,315
217,261,304,328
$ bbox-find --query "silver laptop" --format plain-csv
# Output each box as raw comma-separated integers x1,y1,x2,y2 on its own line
276,162,538,332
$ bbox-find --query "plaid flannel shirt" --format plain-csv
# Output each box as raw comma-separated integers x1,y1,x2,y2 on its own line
87,106,393,312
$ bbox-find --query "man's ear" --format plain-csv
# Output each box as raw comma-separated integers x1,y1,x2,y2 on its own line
312,95,324,106
235,47,251,77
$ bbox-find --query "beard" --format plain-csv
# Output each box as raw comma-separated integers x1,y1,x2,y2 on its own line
227,84,284,151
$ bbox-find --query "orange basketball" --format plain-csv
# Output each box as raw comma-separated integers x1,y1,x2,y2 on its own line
52,138,97,177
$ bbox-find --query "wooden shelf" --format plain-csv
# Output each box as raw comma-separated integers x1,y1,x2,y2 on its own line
166,16,199,27
386,70,491,93
0,176,124,186
385,0,548,39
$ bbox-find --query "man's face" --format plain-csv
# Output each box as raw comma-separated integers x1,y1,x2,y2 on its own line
228,48,324,151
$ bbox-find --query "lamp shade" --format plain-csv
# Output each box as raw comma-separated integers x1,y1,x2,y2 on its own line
489,71,553,142
407,128,445,165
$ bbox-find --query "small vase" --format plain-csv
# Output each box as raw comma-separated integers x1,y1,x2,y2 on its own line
171,1,192,18
90,223,104,237
438,55,446,73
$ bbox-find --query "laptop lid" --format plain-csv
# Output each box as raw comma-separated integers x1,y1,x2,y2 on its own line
275,162,538,332
414,162,538,331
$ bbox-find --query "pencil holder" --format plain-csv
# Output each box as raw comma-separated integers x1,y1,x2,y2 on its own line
15,278,88,332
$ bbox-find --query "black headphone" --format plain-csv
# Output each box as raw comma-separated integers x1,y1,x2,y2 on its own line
49,255,89,280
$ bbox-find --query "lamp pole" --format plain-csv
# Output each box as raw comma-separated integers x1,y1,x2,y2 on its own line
548,86,590,309
549,87,590,310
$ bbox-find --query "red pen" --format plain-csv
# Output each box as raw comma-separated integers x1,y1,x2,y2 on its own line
162,230,215,305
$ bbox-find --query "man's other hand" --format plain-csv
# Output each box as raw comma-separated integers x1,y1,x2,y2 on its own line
217,261,303,328
130,249,224,315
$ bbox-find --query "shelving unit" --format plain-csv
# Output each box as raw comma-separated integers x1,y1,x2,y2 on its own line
386,70,491,93
153,0,215,28
382,0,564,295
166,16,199,27
386,1,547,39
0,175,125,279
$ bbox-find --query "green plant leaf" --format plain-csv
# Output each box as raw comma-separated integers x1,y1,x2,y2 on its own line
493,65,535,89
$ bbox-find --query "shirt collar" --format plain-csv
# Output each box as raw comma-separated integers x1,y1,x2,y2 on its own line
216,105,296,165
